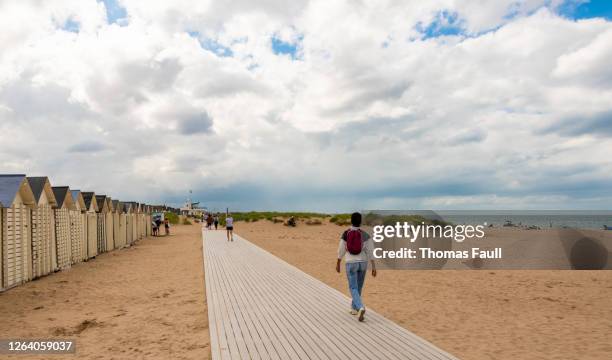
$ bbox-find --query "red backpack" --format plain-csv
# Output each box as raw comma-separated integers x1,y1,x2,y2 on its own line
343,229,363,255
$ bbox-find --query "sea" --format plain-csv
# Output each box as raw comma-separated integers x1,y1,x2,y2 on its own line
435,211,612,230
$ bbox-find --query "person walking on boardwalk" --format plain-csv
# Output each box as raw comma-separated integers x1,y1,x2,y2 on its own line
214,214,219,230
336,212,376,322
225,213,234,241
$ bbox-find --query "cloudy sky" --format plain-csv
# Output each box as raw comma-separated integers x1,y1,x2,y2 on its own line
0,0,611,211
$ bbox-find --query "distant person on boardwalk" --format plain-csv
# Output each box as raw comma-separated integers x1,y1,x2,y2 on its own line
226,214,234,241
206,214,213,229
336,212,376,322
214,214,219,230
164,219,170,236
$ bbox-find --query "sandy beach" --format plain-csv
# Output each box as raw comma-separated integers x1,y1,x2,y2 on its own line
237,220,612,360
0,224,209,360
1,219,610,359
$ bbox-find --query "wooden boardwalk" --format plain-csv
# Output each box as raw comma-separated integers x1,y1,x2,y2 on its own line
203,230,458,360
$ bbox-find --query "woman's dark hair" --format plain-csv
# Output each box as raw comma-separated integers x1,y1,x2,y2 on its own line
351,212,362,227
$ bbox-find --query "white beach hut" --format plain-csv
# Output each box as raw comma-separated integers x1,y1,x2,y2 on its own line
102,197,114,252
52,186,74,270
27,177,58,277
113,201,126,249
124,202,134,245
81,192,98,259
95,195,108,254
0,175,36,290
132,202,140,241
70,190,87,263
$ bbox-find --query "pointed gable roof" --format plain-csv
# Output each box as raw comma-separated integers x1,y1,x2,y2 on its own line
27,176,57,206
70,190,87,210
0,174,35,207
106,197,114,212
95,195,108,213
81,192,98,212
52,186,74,209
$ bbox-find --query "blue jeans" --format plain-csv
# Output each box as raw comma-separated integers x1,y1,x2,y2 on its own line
346,261,367,310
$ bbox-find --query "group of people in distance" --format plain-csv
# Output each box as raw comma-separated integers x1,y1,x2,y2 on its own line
152,217,169,236
203,212,234,241
203,213,220,230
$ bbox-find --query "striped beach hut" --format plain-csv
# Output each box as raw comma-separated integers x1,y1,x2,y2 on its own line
27,177,58,276
81,192,98,259
95,195,109,254
133,202,143,240
0,175,36,290
70,190,87,263
104,197,115,252
113,201,126,249
143,205,152,236
52,186,73,270
124,202,134,245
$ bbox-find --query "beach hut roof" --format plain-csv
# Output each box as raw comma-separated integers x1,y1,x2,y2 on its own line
27,176,58,206
0,174,36,207
107,197,114,212
125,201,138,212
95,195,108,212
112,200,122,213
52,186,75,209
81,192,98,212
70,190,87,210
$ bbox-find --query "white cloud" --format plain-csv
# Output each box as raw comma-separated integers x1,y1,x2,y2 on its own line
0,0,611,210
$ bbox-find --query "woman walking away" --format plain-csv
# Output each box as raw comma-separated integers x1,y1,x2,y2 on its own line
336,212,376,322
164,218,170,236
226,214,234,241
214,214,219,230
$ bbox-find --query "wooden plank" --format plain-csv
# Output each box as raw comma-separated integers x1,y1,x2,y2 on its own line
214,248,283,360
218,246,334,360
203,231,458,360
242,239,450,360
207,236,297,360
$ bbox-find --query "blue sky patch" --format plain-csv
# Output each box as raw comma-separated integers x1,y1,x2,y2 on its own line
557,0,612,20
188,31,234,57
99,0,128,25
417,10,465,39
271,35,302,59
62,18,80,33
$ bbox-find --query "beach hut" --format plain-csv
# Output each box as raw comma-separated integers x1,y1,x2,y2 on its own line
124,202,134,245
133,203,141,241
52,186,74,270
104,197,115,252
70,190,87,263
113,201,127,249
0,175,36,290
27,177,58,277
82,192,98,259
95,195,109,254
143,205,152,236
135,203,145,240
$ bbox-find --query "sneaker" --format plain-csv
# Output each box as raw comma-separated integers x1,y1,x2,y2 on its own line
350,309,358,315
358,308,366,322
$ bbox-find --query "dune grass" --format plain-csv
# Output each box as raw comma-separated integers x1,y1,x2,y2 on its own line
220,212,331,224
164,212,179,225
